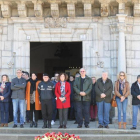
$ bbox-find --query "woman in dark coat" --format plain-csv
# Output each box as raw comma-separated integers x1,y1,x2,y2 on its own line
0,75,11,127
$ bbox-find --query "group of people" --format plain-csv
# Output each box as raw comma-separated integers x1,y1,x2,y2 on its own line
0,68,140,130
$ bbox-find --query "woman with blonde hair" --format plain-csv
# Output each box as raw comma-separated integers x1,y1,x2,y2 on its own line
0,74,11,127
114,71,130,129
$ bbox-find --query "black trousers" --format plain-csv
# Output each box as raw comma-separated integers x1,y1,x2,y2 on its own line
75,101,90,126
41,99,53,122
58,108,68,126
30,103,39,122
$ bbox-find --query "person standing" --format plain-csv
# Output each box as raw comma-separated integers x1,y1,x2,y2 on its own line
95,71,113,129
11,69,26,128
26,73,41,128
69,75,75,120
0,75,11,127
130,75,140,130
73,68,92,128
114,71,130,129
38,73,54,129
90,77,97,122
55,73,71,129
51,72,59,125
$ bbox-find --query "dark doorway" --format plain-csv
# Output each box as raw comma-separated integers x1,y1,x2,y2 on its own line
30,42,82,80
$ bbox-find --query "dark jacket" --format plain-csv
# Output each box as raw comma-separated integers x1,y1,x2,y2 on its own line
95,78,113,103
69,81,74,102
91,83,96,105
11,77,26,99
38,81,54,101
0,82,11,102
131,81,140,105
73,75,92,102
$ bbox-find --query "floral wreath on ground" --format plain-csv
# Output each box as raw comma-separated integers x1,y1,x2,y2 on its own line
35,132,81,140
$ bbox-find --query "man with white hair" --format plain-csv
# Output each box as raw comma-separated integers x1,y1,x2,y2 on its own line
74,68,92,128
95,71,113,129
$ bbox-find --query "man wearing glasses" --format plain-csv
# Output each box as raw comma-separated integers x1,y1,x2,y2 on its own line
74,68,92,128
11,69,26,128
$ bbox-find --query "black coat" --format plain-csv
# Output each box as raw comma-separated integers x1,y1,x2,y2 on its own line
91,83,96,105
131,81,140,105
69,81,74,102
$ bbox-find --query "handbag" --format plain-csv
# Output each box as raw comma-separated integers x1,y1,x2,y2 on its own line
111,95,117,107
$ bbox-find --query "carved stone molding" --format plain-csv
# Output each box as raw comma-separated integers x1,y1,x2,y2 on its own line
51,3,59,18
99,0,110,17
17,2,27,17
32,1,43,17
84,4,92,17
0,2,11,18
132,0,140,16
116,0,128,14
44,17,67,28
67,3,75,17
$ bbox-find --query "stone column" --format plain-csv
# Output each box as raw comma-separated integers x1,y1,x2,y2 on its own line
116,0,127,14
116,14,127,73
82,0,94,17
132,0,140,17
99,0,110,17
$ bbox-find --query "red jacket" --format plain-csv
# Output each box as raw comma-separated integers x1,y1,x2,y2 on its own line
55,81,71,109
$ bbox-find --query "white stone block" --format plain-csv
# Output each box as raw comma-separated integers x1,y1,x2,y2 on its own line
2,51,11,57
5,41,12,50
126,51,134,58
132,41,140,50
1,57,12,68
135,51,140,58
2,27,7,35
133,26,140,34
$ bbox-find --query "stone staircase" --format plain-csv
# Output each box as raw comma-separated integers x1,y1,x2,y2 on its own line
0,121,140,140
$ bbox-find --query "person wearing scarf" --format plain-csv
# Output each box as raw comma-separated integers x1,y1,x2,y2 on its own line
114,71,130,129
55,73,71,129
0,75,11,127
26,73,41,128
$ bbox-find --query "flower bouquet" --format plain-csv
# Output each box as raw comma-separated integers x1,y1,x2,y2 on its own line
35,132,81,140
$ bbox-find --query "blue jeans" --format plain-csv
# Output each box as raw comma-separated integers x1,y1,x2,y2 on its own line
0,102,9,123
116,98,128,122
75,101,90,126
132,105,140,128
97,101,111,126
12,99,25,125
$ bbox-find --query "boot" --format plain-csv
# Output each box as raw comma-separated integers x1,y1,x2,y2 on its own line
42,122,47,129
0,123,4,127
118,122,121,129
123,122,127,129
30,121,33,128
34,122,38,128
48,121,51,128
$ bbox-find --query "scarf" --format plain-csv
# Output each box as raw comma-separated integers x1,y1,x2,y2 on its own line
60,81,66,96
30,79,38,94
0,82,6,94
119,79,125,90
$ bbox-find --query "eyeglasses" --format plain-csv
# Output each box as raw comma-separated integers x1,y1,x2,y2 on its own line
80,71,85,73
120,75,125,77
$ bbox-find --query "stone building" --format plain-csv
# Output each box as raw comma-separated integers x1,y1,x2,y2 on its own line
0,0,140,122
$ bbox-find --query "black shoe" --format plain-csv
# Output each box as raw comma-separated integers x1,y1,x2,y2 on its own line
20,124,24,128
90,119,94,122
85,125,89,128
63,125,67,129
34,122,38,128
48,121,51,128
42,122,47,129
74,121,78,124
130,127,136,130
77,125,82,128
13,124,17,128
105,125,109,129
98,125,103,128
58,125,63,128
30,121,33,128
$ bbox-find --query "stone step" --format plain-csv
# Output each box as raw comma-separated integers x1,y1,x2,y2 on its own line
0,128,140,135
0,133,140,140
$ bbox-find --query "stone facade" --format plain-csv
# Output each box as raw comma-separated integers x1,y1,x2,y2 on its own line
0,0,140,123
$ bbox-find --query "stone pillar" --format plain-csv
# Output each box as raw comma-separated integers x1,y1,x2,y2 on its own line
17,1,27,17
132,0,140,17
99,0,110,17
116,0,127,14
117,14,127,73
0,1,11,18
82,0,94,17
32,0,44,17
